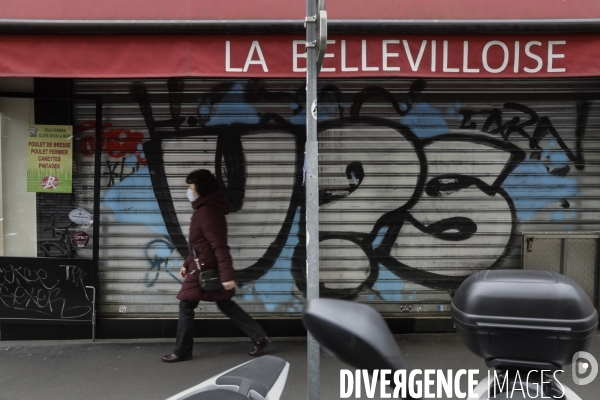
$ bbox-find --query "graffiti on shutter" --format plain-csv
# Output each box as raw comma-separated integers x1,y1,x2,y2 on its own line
73,78,597,317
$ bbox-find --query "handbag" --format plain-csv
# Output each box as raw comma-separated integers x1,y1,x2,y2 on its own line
191,245,224,292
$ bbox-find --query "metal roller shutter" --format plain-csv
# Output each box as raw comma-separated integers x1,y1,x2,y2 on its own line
72,78,600,319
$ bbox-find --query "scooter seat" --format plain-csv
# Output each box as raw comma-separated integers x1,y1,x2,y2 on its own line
215,355,287,397
185,389,248,400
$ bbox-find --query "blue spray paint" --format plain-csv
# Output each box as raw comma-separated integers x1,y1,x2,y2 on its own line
104,167,169,235
401,103,449,139
502,159,579,220
203,83,260,126
552,210,567,221
372,264,405,302
289,106,306,125
104,168,182,286
547,151,569,169
540,139,570,169
123,154,138,168
372,226,388,249
241,207,303,312
370,227,404,302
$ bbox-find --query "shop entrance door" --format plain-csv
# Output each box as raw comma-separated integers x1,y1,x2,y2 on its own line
0,91,102,339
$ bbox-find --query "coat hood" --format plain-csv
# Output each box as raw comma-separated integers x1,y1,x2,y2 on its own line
191,189,230,215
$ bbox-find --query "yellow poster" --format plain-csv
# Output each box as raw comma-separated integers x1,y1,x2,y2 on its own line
27,125,73,193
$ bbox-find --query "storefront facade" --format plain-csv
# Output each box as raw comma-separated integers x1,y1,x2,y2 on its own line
0,1,599,339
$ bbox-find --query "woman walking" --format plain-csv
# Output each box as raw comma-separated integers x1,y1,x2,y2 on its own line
162,169,272,363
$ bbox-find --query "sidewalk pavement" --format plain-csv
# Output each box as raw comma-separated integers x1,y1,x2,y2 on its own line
0,332,598,400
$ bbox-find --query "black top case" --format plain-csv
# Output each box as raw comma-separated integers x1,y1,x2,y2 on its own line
452,270,598,370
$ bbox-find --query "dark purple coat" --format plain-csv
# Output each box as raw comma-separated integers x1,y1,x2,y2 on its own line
177,190,235,302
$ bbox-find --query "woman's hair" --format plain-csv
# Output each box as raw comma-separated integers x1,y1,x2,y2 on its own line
186,169,219,197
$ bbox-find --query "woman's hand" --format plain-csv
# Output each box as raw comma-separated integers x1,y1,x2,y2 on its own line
180,267,187,278
222,280,236,290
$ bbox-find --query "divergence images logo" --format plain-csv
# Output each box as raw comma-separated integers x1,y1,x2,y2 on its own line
572,351,598,386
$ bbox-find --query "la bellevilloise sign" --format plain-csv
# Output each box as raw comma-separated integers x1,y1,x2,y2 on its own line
0,34,598,78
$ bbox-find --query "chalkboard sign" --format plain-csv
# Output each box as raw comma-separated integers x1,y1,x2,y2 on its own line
0,257,95,324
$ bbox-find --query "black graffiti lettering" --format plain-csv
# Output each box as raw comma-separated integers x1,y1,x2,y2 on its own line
125,78,589,301
574,101,589,170
215,134,246,212
459,101,585,176
104,159,140,187
105,160,118,187
350,79,425,118
481,108,504,135
531,116,584,169
143,239,181,288
459,109,477,130
461,103,539,141
168,77,185,130
502,102,539,141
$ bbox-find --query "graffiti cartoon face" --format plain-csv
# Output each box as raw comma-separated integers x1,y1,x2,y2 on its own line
389,138,519,277
308,119,523,297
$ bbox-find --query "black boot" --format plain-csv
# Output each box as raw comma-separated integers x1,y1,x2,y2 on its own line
249,337,273,356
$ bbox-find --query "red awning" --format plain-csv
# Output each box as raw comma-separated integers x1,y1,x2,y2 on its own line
1,0,600,21
2,1,600,78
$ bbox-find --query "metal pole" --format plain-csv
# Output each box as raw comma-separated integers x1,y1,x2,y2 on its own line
92,98,102,340
306,0,320,399
93,98,102,266
86,286,96,342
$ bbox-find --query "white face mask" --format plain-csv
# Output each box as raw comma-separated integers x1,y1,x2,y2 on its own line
187,188,198,202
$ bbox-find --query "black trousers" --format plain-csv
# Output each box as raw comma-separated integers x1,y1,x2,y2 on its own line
174,300,267,358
